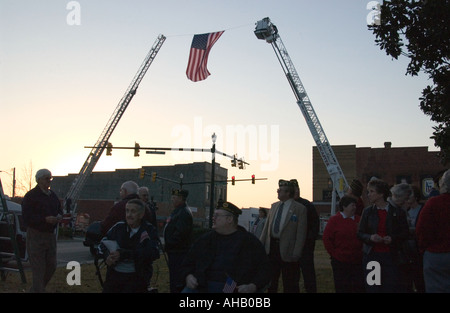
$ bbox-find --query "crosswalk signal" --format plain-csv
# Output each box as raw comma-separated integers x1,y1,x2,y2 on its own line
139,168,145,179
252,174,255,184
106,142,113,156
232,176,235,185
151,172,157,182
134,142,140,157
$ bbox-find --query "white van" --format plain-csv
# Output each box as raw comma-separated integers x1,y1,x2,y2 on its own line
0,199,28,262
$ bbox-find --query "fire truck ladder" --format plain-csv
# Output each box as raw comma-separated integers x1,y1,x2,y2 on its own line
0,178,26,283
64,34,166,214
254,17,348,213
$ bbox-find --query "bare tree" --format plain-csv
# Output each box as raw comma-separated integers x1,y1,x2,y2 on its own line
15,161,34,197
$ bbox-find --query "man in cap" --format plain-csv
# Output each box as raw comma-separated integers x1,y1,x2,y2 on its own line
98,199,160,293
290,178,319,293
164,188,193,293
22,168,63,292
180,201,271,293
260,179,307,293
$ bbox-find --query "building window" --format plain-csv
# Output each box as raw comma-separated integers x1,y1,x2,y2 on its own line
206,185,209,200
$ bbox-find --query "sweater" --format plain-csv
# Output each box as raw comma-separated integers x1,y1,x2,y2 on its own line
22,185,62,233
322,213,362,264
416,193,450,253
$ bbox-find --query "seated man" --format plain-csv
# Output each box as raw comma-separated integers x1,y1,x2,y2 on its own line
180,201,271,293
98,199,160,293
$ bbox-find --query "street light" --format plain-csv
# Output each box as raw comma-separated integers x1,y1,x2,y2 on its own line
209,133,217,228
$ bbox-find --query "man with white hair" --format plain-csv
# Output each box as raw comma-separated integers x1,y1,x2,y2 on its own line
22,168,63,292
100,180,140,236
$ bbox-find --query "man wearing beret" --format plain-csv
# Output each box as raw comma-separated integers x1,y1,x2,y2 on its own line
164,189,193,293
260,179,308,293
180,201,271,293
22,168,63,293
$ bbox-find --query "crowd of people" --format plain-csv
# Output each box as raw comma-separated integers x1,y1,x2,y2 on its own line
21,167,449,293
322,171,450,293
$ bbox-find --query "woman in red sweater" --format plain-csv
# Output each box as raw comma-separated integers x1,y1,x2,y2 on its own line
323,195,364,293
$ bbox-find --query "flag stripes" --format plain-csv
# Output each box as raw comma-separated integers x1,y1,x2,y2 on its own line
186,31,224,82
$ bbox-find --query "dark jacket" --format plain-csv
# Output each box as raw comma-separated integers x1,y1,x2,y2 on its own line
22,185,63,233
180,229,271,291
357,202,409,263
100,193,140,236
163,204,193,253
295,197,320,251
98,220,160,285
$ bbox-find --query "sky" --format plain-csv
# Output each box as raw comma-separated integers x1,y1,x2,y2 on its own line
0,0,437,209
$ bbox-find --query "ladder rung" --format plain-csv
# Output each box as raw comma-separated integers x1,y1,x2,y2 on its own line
0,236,12,241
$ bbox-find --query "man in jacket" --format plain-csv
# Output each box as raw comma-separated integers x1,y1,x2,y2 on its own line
181,201,271,293
98,199,160,293
22,168,63,293
260,179,307,293
164,189,193,293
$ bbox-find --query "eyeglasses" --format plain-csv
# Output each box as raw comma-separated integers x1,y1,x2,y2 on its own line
43,177,53,181
213,213,232,218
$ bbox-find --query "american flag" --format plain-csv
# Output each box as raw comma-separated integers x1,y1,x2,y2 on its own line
222,276,237,293
186,31,224,82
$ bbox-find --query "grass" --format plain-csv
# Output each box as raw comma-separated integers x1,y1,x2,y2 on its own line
0,239,335,293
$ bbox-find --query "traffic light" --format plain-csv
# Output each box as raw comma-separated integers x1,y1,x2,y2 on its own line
238,159,244,169
151,172,157,182
134,142,140,157
231,176,235,185
139,168,145,179
252,174,255,184
231,157,237,167
106,142,113,156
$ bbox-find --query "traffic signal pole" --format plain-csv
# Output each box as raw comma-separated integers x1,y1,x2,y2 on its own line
94,133,254,228
209,133,216,228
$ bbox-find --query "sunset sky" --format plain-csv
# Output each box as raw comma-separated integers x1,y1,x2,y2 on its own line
0,0,437,209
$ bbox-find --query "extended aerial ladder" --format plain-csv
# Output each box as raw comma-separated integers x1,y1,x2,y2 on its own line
254,18,348,214
63,34,166,214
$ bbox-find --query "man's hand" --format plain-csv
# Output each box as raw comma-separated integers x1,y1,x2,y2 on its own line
370,234,383,243
45,216,59,225
237,283,257,293
185,274,199,290
106,250,120,266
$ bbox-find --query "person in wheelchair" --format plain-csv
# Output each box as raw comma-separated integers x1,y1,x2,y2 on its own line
98,199,160,293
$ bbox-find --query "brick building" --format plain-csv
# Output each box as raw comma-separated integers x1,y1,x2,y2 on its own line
313,142,447,216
